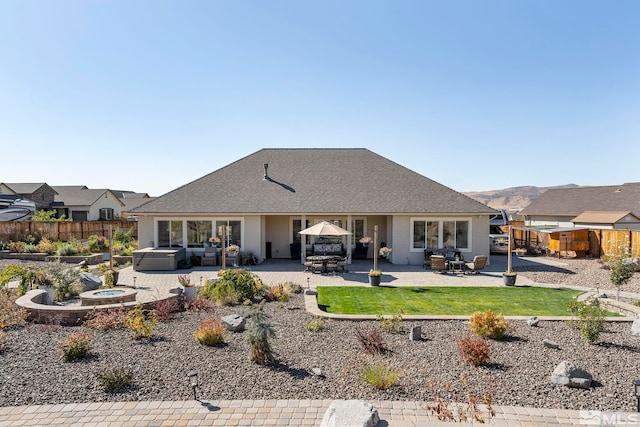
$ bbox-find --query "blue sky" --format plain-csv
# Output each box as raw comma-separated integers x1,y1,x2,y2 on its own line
1,1,638,196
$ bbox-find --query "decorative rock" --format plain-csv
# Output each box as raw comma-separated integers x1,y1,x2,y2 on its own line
311,368,324,377
527,316,539,327
320,400,380,427
221,314,246,332
543,339,559,349
631,314,640,337
551,361,592,389
78,272,102,291
409,326,421,341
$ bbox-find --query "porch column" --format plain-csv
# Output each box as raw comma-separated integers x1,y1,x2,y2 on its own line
301,214,306,265
346,214,352,264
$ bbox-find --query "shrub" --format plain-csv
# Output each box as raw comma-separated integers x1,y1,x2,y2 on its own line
152,298,180,321
7,241,25,253
200,269,264,306
84,306,127,330
187,298,216,312
124,304,157,339
304,316,328,332
97,368,134,391
377,309,405,333
426,376,496,423
610,255,636,300
469,310,508,340
103,270,117,288
57,244,77,256
354,325,385,354
264,283,291,302
247,301,276,364
194,317,226,346
40,260,81,302
23,243,39,253
362,362,400,390
58,332,92,361
457,335,491,366
568,299,606,344
36,238,57,255
113,228,135,247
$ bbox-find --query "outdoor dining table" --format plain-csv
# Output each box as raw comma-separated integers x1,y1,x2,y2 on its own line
306,255,344,273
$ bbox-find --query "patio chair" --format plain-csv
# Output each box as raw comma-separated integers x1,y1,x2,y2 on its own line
200,247,218,266
423,250,434,269
430,255,447,274
303,260,314,272
464,255,487,274
325,258,339,273
337,257,348,272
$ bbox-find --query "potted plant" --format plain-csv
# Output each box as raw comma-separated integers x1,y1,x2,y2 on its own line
208,236,221,247
178,274,197,302
368,269,382,286
104,269,119,288
502,270,517,286
379,246,392,258
226,244,240,255
359,236,372,247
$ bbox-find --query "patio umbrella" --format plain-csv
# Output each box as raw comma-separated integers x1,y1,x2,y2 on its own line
298,221,352,236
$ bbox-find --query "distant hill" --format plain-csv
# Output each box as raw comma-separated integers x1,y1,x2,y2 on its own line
463,184,580,211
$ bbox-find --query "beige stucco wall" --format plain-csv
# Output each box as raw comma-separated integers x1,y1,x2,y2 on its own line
87,193,124,220
391,215,490,266
265,216,291,259
137,216,155,249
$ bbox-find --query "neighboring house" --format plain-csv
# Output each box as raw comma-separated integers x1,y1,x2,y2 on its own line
112,191,156,220
0,183,58,210
131,148,497,265
571,211,640,230
520,183,640,228
52,186,125,221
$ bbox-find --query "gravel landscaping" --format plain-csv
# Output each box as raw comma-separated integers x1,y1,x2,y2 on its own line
1,257,639,412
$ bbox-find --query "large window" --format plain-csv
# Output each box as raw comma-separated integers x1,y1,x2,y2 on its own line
351,219,365,246
411,218,470,250
99,208,114,221
158,220,183,248
215,220,242,247
292,219,310,244
187,220,212,248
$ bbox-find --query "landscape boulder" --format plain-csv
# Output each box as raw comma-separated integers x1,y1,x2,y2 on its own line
221,314,246,332
320,400,380,427
527,317,539,327
543,339,559,349
79,272,102,291
409,326,421,341
551,361,592,389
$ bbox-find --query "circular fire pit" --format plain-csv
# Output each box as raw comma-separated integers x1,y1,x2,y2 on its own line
80,288,137,306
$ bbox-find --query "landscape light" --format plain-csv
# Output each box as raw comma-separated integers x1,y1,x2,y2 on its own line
133,276,137,288
187,370,199,400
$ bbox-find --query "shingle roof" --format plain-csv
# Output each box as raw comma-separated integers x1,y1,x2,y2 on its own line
132,148,495,215
2,183,58,195
571,211,640,224
520,183,640,217
52,187,125,207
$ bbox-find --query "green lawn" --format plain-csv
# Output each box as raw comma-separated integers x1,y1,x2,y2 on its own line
316,286,585,316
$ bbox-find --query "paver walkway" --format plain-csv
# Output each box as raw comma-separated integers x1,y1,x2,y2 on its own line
3,398,635,426
2,255,638,426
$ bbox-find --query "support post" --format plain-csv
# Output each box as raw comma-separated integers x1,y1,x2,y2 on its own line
373,225,379,272
507,225,512,273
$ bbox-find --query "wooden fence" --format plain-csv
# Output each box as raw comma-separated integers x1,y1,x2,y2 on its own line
513,227,640,259
0,221,138,242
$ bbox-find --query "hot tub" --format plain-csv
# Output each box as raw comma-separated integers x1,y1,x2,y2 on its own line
80,288,137,306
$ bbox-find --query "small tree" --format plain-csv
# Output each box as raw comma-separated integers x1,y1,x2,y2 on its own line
246,300,276,364
610,255,636,301
30,209,69,221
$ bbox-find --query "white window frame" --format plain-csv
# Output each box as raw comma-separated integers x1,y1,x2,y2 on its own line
410,217,472,252
154,217,244,250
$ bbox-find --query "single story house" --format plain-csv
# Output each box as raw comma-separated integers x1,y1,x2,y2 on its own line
521,183,640,229
571,211,640,230
0,183,58,210
51,186,125,221
112,191,156,220
131,148,497,265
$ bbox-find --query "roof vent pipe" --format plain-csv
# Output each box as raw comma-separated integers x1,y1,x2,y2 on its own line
263,163,269,181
